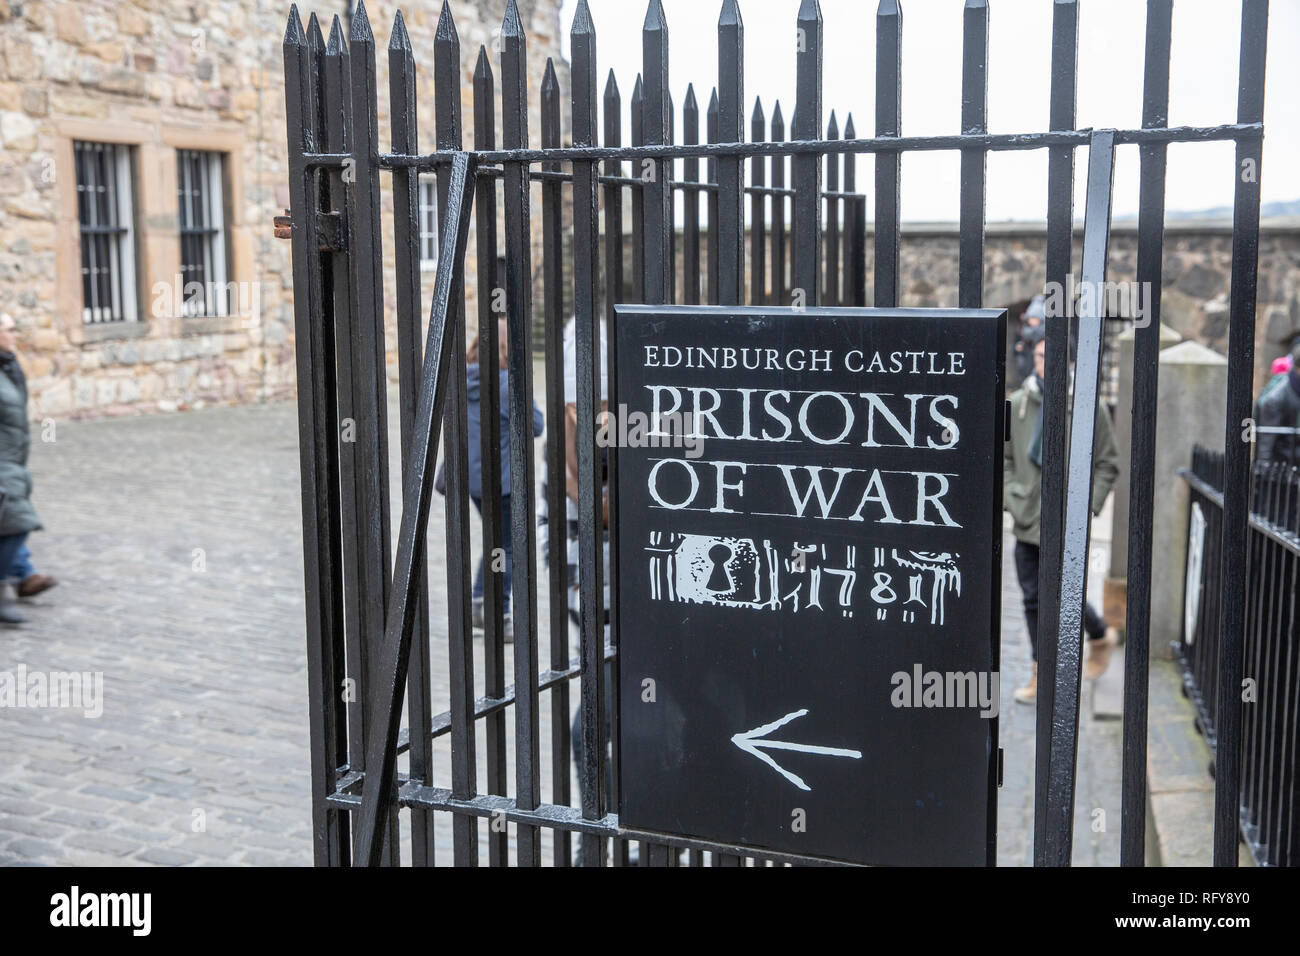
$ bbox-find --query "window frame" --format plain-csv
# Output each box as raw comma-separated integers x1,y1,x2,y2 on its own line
74,141,140,325
176,148,231,318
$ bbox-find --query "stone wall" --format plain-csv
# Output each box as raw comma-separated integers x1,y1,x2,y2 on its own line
892,219,1300,393
0,0,568,420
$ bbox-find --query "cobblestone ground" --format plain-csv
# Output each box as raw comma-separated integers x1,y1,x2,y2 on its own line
0,400,1121,866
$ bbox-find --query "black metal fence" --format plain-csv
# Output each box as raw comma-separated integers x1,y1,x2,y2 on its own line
283,0,1270,865
1178,447,1299,867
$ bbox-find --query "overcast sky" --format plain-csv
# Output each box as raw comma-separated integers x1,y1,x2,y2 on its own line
557,0,1299,221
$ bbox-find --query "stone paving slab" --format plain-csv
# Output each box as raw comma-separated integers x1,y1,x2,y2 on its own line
0,400,1125,866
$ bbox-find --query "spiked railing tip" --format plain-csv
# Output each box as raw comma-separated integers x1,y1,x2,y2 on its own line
571,0,596,35
844,113,856,137
604,69,619,99
643,0,667,32
877,0,901,18
475,44,491,76
502,0,524,37
542,57,558,91
436,0,459,43
827,109,838,136
684,83,697,109
719,0,742,27
797,0,822,23
326,14,345,54
350,0,373,42
284,4,305,45
707,87,718,112
389,8,411,51
752,95,764,119
306,11,325,50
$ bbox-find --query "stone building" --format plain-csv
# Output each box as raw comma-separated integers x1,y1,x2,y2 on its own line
1,0,1296,423
0,0,569,420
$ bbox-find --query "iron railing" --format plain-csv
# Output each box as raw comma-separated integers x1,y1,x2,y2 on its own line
283,0,1270,866
1178,446,1300,867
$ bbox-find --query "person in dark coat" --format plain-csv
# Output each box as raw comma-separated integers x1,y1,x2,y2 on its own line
1257,341,1300,466
467,318,543,639
0,314,42,625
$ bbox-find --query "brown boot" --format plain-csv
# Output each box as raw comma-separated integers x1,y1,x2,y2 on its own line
1014,662,1037,704
18,574,57,599
1084,627,1120,680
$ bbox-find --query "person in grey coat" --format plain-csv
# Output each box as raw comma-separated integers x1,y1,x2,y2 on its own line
0,314,41,625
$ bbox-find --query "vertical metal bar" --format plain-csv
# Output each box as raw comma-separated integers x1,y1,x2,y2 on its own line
433,1,478,866
641,0,671,304
824,111,839,307
387,9,437,868
792,0,822,306
323,22,360,857
601,68,631,869
717,0,744,306
283,5,347,867
603,71,624,320
958,0,988,310
1043,129,1115,868
750,98,766,306
770,103,786,306
1122,0,1171,868
639,0,673,867
631,76,645,304
501,0,543,866
1214,0,1268,867
570,0,607,868
541,56,573,868
667,88,676,305
353,151,478,867
706,89,719,304
472,43,508,868
345,0,399,865
843,113,865,306
874,0,901,308
1034,0,1078,866
683,85,701,306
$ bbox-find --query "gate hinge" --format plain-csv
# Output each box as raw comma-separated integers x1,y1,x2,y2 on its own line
997,747,1004,788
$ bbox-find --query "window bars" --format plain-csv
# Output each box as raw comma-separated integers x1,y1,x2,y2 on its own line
75,141,138,324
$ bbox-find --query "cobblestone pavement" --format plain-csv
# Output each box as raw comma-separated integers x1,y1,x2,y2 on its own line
0,400,1121,865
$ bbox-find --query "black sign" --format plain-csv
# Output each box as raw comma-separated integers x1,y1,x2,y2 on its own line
612,305,1006,866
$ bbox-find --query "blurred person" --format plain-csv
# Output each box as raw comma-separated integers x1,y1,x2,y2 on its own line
466,317,543,641
1013,294,1047,385
1004,335,1121,704
0,314,43,625
1257,340,1300,466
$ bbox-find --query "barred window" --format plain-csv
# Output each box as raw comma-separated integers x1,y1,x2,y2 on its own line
74,142,138,324
419,177,439,270
177,149,230,317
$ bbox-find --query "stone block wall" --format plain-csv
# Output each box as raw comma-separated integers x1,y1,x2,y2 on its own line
0,0,568,421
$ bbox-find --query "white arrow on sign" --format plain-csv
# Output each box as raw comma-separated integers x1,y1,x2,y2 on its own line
731,708,863,792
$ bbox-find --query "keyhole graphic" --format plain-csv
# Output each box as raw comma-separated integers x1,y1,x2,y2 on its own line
706,544,734,593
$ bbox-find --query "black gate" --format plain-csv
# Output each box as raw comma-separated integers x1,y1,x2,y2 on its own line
282,0,1269,865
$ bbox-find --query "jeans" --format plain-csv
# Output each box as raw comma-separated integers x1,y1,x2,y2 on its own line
0,533,29,593
1013,540,1107,662
9,544,32,580
471,494,512,612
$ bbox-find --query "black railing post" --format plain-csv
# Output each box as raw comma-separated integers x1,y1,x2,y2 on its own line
1213,0,1268,868
1034,0,1078,867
